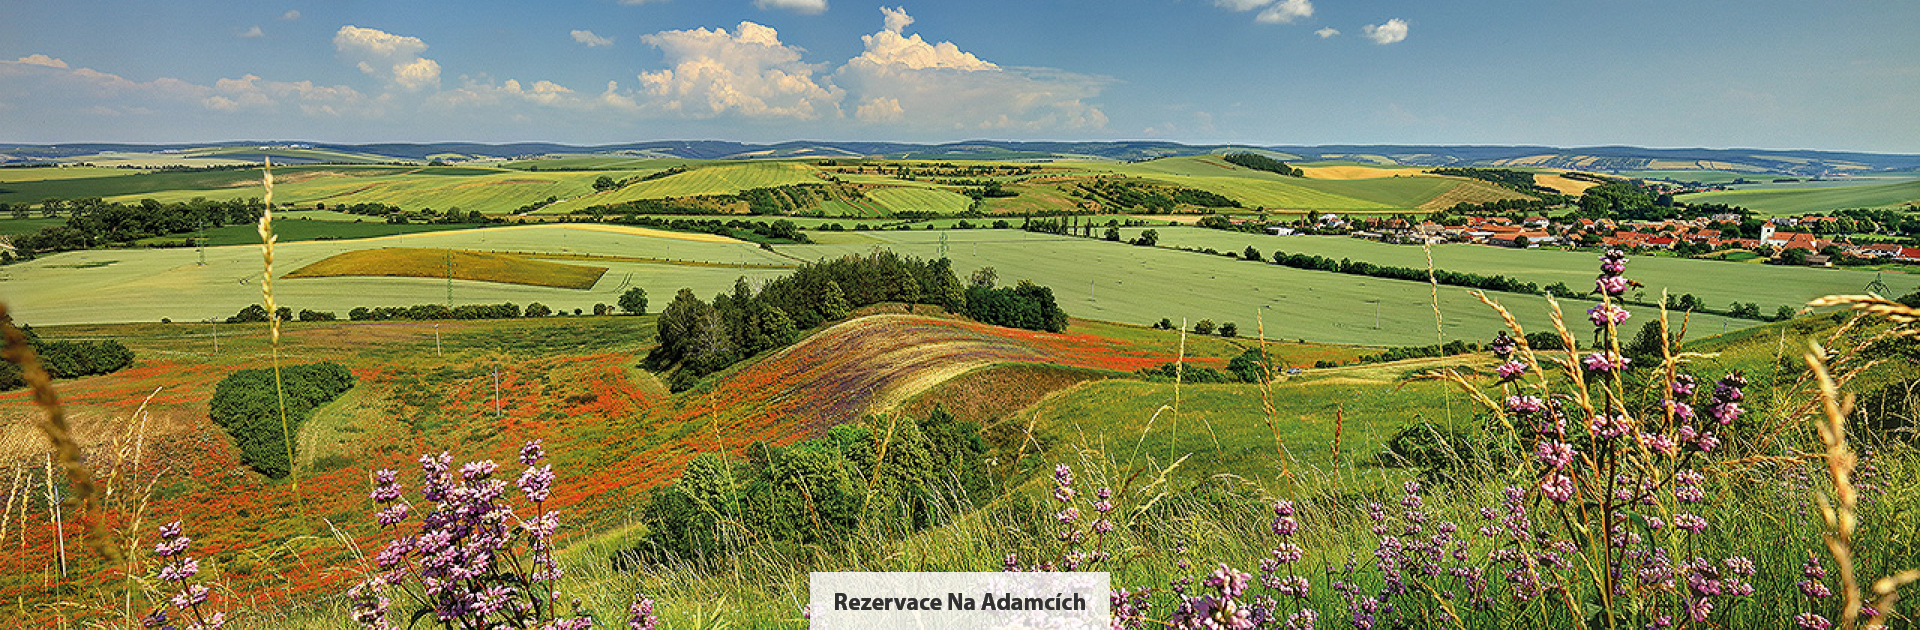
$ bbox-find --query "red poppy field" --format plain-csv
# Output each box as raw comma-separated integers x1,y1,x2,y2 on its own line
0,312,1365,626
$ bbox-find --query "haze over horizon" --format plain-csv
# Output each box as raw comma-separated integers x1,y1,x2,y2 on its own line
2,1,1915,153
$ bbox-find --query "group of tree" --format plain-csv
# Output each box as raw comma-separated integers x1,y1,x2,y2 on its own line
7,197,266,254
631,406,991,562
1136,348,1276,384
1221,153,1304,177
610,215,809,244
1356,339,1477,365
652,253,1065,390
0,324,136,390
208,362,355,478
347,303,527,321
1071,179,1239,212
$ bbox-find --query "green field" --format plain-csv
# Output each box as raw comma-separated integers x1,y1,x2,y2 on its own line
1619,169,1778,185
538,161,824,214
1678,178,1920,215
0,166,148,183
1127,227,1912,317
779,229,1758,346
135,218,489,247
1099,156,1522,211
866,186,974,214
0,217,68,236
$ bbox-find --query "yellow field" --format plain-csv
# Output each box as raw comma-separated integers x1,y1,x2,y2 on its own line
1415,179,1534,211
329,223,750,247
1296,165,1428,180
283,247,608,289
1533,171,1608,195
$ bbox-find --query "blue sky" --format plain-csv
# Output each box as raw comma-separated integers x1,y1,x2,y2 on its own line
1,0,1915,152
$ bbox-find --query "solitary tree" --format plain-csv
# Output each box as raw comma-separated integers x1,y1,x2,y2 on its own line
1193,319,1216,335
1219,322,1238,338
618,287,649,315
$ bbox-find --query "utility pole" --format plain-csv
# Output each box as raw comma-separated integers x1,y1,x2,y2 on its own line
434,324,441,357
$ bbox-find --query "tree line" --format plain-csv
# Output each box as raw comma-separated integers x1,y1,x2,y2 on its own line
1222,153,1304,177
0,324,136,390
4,197,266,255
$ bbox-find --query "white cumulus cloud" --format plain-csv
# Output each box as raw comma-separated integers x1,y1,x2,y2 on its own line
334,25,441,91
239,25,265,38
1363,18,1409,44
1214,0,1270,11
1315,27,1340,38
754,0,828,15
571,29,615,47
281,10,301,21
836,7,1107,132
1255,0,1313,24
637,21,843,119
13,54,69,69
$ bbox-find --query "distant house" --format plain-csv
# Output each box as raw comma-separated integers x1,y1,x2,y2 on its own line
1268,227,1298,236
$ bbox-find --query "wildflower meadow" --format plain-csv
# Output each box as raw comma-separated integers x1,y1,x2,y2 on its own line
3,167,1918,630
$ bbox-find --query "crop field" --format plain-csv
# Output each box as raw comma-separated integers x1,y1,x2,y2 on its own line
1619,169,1777,184
0,224,794,325
1531,170,1606,195
113,168,641,215
1099,156,1529,211
501,155,696,170
1679,177,1920,215
136,217,485,246
1127,227,1912,317
537,161,825,214
0,165,147,183
283,248,609,289
779,229,1758,346
1293,163,1428,179
866,186,973,214
0,217,67,235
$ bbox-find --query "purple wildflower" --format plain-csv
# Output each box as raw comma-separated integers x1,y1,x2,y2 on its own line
1540,473,1575,503
1496,360,1528,381
1795,613,1833,630
1489,331,1517,359
628,594,658,630
1588,303,1631,327
1583,352,1630,373
1506,395,1544,414
520,439,545,465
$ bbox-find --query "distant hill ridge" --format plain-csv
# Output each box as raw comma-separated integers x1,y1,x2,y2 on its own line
4,140,1917,176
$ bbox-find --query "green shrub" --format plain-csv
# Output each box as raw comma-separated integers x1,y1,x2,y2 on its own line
633,406,989,561
208,362,355,479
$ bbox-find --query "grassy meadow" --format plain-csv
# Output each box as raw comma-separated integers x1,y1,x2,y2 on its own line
1126,227,1916,316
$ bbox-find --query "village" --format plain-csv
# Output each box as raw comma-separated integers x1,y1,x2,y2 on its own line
1296,212,1919,266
